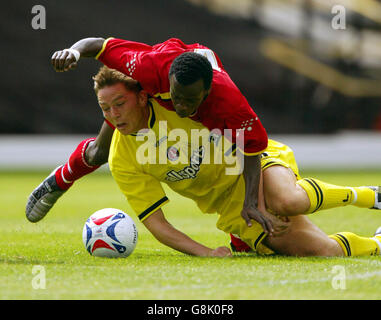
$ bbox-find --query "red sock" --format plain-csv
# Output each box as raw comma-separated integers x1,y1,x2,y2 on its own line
230,234,251,252
55,138,100,190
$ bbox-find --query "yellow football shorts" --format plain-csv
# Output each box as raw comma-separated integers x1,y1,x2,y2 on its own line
261,139,301,180
216,139,300,254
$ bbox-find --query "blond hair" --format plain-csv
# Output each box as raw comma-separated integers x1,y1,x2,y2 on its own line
93,66,142,94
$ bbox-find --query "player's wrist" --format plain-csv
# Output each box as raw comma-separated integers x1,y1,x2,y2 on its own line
64,48,81,61
243,201,257,210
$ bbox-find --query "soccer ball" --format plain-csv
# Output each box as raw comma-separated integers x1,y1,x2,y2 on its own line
82,208,138,258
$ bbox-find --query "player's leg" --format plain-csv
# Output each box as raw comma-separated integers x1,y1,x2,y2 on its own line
296,177,379,214
261,140,380,216
54,121,113,189
231,164,381,253
26,121,114,223
225,210,343,256
262,215,381,257
229,139,381,253
328,230,381,256
263,166,380,217
262,165,310,216
262,215,343,256
83,121,114,166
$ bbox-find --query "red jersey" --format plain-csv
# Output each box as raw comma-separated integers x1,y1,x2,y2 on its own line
96,38,268,155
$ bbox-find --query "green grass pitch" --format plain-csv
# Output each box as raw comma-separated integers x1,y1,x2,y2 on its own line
1,170,381,300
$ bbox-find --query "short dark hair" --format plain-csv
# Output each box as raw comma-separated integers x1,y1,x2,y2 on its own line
169,52,213,90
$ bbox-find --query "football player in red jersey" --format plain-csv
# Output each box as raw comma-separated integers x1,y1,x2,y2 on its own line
26,37,287,237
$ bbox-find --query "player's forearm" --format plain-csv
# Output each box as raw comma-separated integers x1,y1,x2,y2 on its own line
143,214,212,256
243,154,261,209
257,171,266,212
152,221,212,256
70,37,105,58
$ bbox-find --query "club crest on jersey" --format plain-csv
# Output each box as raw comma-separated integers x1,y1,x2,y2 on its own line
167,146,180,162
165,146,205,182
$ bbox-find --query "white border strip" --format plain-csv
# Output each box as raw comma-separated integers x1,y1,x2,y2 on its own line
0,132,381,169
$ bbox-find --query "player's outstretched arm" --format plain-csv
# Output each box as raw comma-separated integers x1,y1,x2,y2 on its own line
143,209,232,257
51,37,105,72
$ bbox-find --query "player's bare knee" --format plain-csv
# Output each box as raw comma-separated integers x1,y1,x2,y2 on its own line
315,241,344,257
269,193,303,216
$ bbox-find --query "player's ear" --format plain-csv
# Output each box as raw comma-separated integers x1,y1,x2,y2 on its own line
137,90,148,106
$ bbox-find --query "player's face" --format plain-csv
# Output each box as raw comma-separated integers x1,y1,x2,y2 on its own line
97,83,149,135
169,74,210,118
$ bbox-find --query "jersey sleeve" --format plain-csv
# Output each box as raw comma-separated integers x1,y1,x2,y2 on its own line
96,38,167,94
109,129,170,222
111,166,169,222
226,99,268,156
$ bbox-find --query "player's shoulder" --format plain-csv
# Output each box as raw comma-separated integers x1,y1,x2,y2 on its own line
109,130,139,168
210,71,244,104
200,73,254,120
153,38,204,52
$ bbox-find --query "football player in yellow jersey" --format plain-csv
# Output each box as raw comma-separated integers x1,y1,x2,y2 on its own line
97,66,381,257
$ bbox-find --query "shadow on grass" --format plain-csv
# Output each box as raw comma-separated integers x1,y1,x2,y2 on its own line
1,251,363,268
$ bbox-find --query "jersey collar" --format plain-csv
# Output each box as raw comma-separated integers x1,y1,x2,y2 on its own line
130,101,156,136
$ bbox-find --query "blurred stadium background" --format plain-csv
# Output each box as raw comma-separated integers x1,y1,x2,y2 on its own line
1,0,380,170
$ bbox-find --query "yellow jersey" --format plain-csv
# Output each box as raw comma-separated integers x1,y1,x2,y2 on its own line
108,99,303,254
109,98,245,222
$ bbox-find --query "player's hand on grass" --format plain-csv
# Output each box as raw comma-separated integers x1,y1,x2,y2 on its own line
208,246,232,257
51,49,79,72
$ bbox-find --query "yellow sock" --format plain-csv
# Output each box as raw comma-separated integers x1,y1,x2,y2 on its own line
351,186,376,208
329,232,381,256
297,178,375,214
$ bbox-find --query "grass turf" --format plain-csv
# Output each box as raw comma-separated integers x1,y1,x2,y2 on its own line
0,170,381,300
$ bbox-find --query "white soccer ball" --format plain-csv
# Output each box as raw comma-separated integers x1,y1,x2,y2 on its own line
82,208,138,258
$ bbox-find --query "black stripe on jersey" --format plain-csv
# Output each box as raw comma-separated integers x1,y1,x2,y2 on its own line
138,196,169,221
304,178,323,213
130,132,145,137
224,144,237,157
262,161,277,170
254,231,266,250
130,103,156,137
156,94,171,101
148,102,156,128
336,233,352,256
